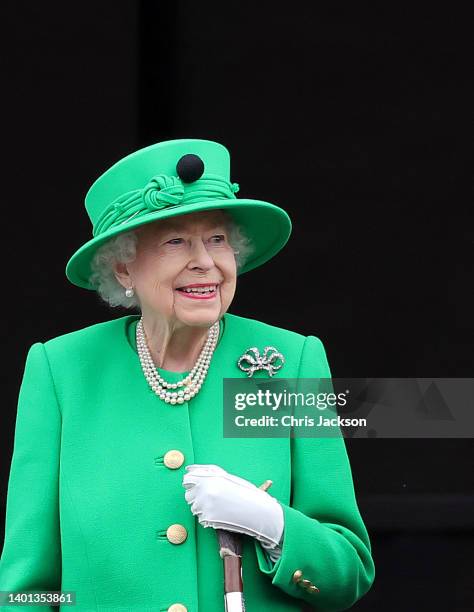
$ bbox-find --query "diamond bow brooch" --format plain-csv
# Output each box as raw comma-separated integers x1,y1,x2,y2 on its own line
237,346,285,377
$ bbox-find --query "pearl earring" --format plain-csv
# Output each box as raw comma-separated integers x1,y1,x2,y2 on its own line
125,286,134,298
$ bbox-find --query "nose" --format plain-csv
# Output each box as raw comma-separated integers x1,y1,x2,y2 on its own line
186,237,215,271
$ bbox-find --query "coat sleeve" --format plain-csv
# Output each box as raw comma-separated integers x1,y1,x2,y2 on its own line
0,342,62,611
254,335,375,611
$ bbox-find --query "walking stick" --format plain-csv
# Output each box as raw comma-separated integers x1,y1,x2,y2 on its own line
217,479,273,612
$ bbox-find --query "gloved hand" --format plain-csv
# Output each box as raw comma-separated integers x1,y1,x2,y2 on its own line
182,464,284,560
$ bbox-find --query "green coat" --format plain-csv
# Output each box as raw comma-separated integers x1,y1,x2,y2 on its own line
0,313,375,611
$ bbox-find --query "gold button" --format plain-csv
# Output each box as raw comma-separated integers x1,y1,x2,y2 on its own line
299,578,312,589
163,450,185,469
166,524,188,544
307,584,320,594
292,569,303,584
168,604,187,612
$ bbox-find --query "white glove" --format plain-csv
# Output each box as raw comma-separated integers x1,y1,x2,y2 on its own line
182,464,284,559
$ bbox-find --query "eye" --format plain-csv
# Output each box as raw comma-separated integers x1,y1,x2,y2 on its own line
209,234,226,243
166,238,184,245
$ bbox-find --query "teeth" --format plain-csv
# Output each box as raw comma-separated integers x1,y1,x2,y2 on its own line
180,285,217,294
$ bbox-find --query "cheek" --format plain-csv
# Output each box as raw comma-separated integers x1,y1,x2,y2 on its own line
220,264,237,295
137,263,174,303
152,279,175,301
222,255,237,279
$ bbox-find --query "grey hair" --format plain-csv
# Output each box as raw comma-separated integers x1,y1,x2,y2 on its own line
89,211,255,309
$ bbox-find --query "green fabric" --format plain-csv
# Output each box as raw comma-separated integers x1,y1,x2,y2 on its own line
93,174,240,237
0,313,375,611
65,139,292,290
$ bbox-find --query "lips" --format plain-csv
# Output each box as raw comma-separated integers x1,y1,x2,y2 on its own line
175,283,219,300
176,283,219,289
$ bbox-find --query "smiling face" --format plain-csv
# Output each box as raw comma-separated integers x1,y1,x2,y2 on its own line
114,210,237,329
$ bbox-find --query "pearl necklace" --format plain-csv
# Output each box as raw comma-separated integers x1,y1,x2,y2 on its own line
136,316,220,404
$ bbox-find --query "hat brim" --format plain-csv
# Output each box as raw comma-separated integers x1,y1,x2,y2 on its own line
65,198,292,289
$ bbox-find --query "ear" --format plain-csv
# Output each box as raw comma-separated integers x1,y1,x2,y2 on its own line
113,261,132,289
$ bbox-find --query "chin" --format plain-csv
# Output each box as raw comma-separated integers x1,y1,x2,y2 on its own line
176,309,221,328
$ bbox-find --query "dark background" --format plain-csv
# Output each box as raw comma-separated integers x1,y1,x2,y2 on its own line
2,2,473,610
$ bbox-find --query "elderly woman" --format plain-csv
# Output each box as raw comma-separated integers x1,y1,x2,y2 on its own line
0,139,375,611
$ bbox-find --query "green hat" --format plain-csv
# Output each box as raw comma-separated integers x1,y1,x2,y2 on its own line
65,138,292,289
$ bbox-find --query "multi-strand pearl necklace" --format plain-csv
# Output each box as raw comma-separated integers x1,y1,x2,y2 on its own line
136,316,220,404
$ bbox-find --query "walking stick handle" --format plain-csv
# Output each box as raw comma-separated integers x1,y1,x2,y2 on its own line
218,479,273,612
259,479,273,492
